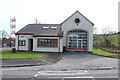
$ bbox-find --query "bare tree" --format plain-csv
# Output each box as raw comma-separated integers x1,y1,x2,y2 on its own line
93,26,98,48
93,26,98,34
102,26,112,35
101,27,113,48
0,30,10,38
34,18,41,24
34,18,38,24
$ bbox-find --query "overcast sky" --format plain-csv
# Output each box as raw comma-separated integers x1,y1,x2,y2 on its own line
0,0,119,35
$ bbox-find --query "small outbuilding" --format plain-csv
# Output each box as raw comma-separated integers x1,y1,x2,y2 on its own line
15,11,94,52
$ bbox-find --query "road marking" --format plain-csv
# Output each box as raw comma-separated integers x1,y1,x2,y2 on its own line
38,71,41,73
2,66,42,71
85,70,87,72
47,76,94,78
35,70,88,76
33,70,94,79
2,68,18,70
40,73,86,75
34,74,39,77
37,70,88,73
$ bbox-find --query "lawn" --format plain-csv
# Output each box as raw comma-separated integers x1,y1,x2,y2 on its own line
0,50,48,59
92,48,120,56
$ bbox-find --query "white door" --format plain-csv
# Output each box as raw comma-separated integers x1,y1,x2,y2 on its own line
77,39,87,51
77,39,82,49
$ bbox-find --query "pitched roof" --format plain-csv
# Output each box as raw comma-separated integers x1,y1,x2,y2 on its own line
61,10,94,26
17,24,62,36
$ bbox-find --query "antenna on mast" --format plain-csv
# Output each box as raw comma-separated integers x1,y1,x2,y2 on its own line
10,17,16,40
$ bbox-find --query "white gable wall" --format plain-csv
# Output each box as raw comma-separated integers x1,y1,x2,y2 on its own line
61,12,93,51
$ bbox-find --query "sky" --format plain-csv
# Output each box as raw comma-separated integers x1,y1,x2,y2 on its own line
0,0,119,35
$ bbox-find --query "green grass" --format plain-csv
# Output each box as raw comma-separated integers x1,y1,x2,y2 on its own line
94,34,119,47
92,48,120,56
107,34,119,47
0,51,48,59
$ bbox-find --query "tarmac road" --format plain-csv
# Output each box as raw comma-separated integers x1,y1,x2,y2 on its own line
2,68,119,79
2,52,119,79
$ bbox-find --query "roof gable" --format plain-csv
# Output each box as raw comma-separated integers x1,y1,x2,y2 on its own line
60,10,94,26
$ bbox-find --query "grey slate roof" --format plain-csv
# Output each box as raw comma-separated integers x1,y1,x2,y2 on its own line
17,24,62,36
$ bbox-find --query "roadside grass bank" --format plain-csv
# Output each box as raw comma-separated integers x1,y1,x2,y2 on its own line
1,51,48,59
91,48,120,58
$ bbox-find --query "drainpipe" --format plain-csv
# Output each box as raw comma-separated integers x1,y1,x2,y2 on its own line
18,35,19,51
58,37,60,53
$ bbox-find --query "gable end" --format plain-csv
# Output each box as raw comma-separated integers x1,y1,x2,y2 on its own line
60,10,94,26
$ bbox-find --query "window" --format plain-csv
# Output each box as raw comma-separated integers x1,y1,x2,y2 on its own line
42,27,49,30
51,27,57,30
51,27,57,29
19,40,25,46
38,39,58,47
75,18,80,24
43,27,49,29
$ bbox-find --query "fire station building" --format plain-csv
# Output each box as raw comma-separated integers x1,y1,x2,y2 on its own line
15,11,94,52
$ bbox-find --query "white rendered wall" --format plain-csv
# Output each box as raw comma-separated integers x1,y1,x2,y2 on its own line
60,38,63,52
61,12,93,51
15,35,18,50
15,35,33,50
33,37,61,52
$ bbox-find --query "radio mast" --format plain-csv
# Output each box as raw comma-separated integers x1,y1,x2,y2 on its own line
10,17,16,40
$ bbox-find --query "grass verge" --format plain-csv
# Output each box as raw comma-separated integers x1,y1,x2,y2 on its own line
92,48,120,56
0,51,48,59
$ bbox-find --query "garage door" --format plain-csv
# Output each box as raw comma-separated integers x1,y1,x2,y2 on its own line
67,30,87,51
